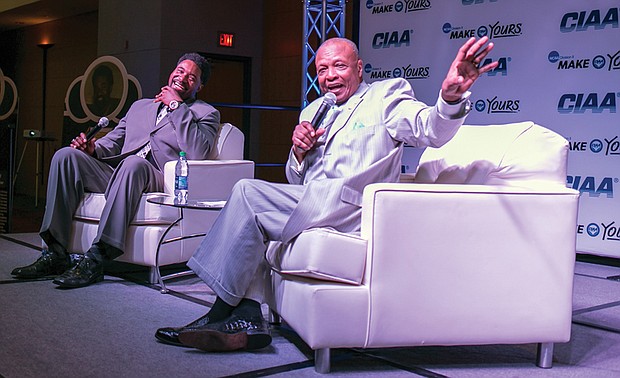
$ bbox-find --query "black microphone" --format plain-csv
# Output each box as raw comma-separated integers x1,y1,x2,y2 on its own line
310,92,337,129
85,117,109,141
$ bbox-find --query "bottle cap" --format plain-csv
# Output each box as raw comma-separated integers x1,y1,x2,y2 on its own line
179,151,186,157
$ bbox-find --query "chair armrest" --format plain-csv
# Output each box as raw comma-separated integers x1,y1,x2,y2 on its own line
359,182,580,344
163,159,255,200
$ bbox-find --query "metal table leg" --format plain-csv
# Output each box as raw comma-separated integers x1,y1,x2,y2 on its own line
154,207,208,294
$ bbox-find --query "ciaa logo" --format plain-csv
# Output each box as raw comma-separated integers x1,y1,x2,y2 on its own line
567,175,617,198
560,7,619,32
372,30,412,49
557,92,618,114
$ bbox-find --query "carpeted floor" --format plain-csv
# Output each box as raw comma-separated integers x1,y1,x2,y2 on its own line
2,233,620,378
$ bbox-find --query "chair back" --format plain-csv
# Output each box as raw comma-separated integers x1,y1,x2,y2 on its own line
217,123,244,160
415,121,569,188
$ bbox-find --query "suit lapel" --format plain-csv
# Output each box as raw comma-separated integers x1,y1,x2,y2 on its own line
325,83,370,146
152,103,169,133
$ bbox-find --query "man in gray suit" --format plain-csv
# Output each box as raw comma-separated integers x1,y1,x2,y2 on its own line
156,37,498,351
12,53,220,288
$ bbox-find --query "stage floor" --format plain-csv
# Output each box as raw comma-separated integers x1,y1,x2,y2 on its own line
2,232,620,378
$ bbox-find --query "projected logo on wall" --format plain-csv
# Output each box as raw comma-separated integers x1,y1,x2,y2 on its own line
63,56,142,146
0,68,18,121
64,56,141,125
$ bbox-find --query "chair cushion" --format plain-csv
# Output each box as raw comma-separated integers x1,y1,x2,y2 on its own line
266,228,367,285
414,122,568,188
73,192,179,225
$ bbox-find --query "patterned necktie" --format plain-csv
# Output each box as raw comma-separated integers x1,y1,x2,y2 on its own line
136,105,168,159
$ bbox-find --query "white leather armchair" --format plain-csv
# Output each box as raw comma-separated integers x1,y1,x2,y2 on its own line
266,121,579,373
67,123,254,281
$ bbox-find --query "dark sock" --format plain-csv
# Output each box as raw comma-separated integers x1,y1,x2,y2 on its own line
45,239,68,260
41,231,65,255
84,243,106,264
47,242,67,257
207,297,235,322
232,299,262,317
98,241,123,260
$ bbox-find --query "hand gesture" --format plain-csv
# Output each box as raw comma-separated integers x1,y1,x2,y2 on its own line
441,36,499,103
154,85,182,107
70,132,96,156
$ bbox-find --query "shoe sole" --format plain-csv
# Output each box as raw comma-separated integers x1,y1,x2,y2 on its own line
154,333,187,347
178,329,272,352
53,274,104,288
11,267,69,279
12,272,61,279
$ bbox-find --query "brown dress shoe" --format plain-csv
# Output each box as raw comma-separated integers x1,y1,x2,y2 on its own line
155,314,211,347
178,313,271,352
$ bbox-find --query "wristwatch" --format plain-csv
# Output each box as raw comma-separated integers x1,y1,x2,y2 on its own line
169,100,180,111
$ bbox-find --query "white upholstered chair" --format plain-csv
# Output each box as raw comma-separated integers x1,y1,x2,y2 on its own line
266,121,580,373
67,123,254,282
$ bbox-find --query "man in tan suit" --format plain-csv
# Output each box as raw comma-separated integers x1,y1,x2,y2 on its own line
156,37,498,351
12,53,220,288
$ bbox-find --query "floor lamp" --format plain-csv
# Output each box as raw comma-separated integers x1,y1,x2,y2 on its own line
36,43,53,207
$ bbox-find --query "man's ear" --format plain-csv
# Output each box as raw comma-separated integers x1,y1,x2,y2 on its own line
357,59,363,80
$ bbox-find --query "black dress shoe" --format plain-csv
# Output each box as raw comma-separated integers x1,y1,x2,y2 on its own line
53,256,103,288
178,313,271,352
11,250,71,279
155,314,211,347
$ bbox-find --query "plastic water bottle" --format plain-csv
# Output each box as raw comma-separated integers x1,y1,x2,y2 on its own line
174,151,189,203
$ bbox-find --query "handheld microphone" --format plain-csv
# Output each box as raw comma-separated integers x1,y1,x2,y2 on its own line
85,117,109,141
310,92,337,130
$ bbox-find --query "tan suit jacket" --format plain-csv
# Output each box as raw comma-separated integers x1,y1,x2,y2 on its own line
281,79,468,243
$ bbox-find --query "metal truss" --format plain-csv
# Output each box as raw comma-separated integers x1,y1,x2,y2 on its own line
301,0,346,107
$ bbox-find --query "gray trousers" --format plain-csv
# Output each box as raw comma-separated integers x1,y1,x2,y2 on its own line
187,179,305,306
40,147,163,257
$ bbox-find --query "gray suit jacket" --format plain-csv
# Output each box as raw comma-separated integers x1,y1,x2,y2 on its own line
94,98,220,170
281,79,468,243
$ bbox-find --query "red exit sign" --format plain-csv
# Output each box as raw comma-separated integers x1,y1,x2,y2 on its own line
218,32,235,48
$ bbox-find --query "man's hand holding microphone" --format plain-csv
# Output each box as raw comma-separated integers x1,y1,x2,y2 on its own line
70,116,109,155
292,92,336,161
